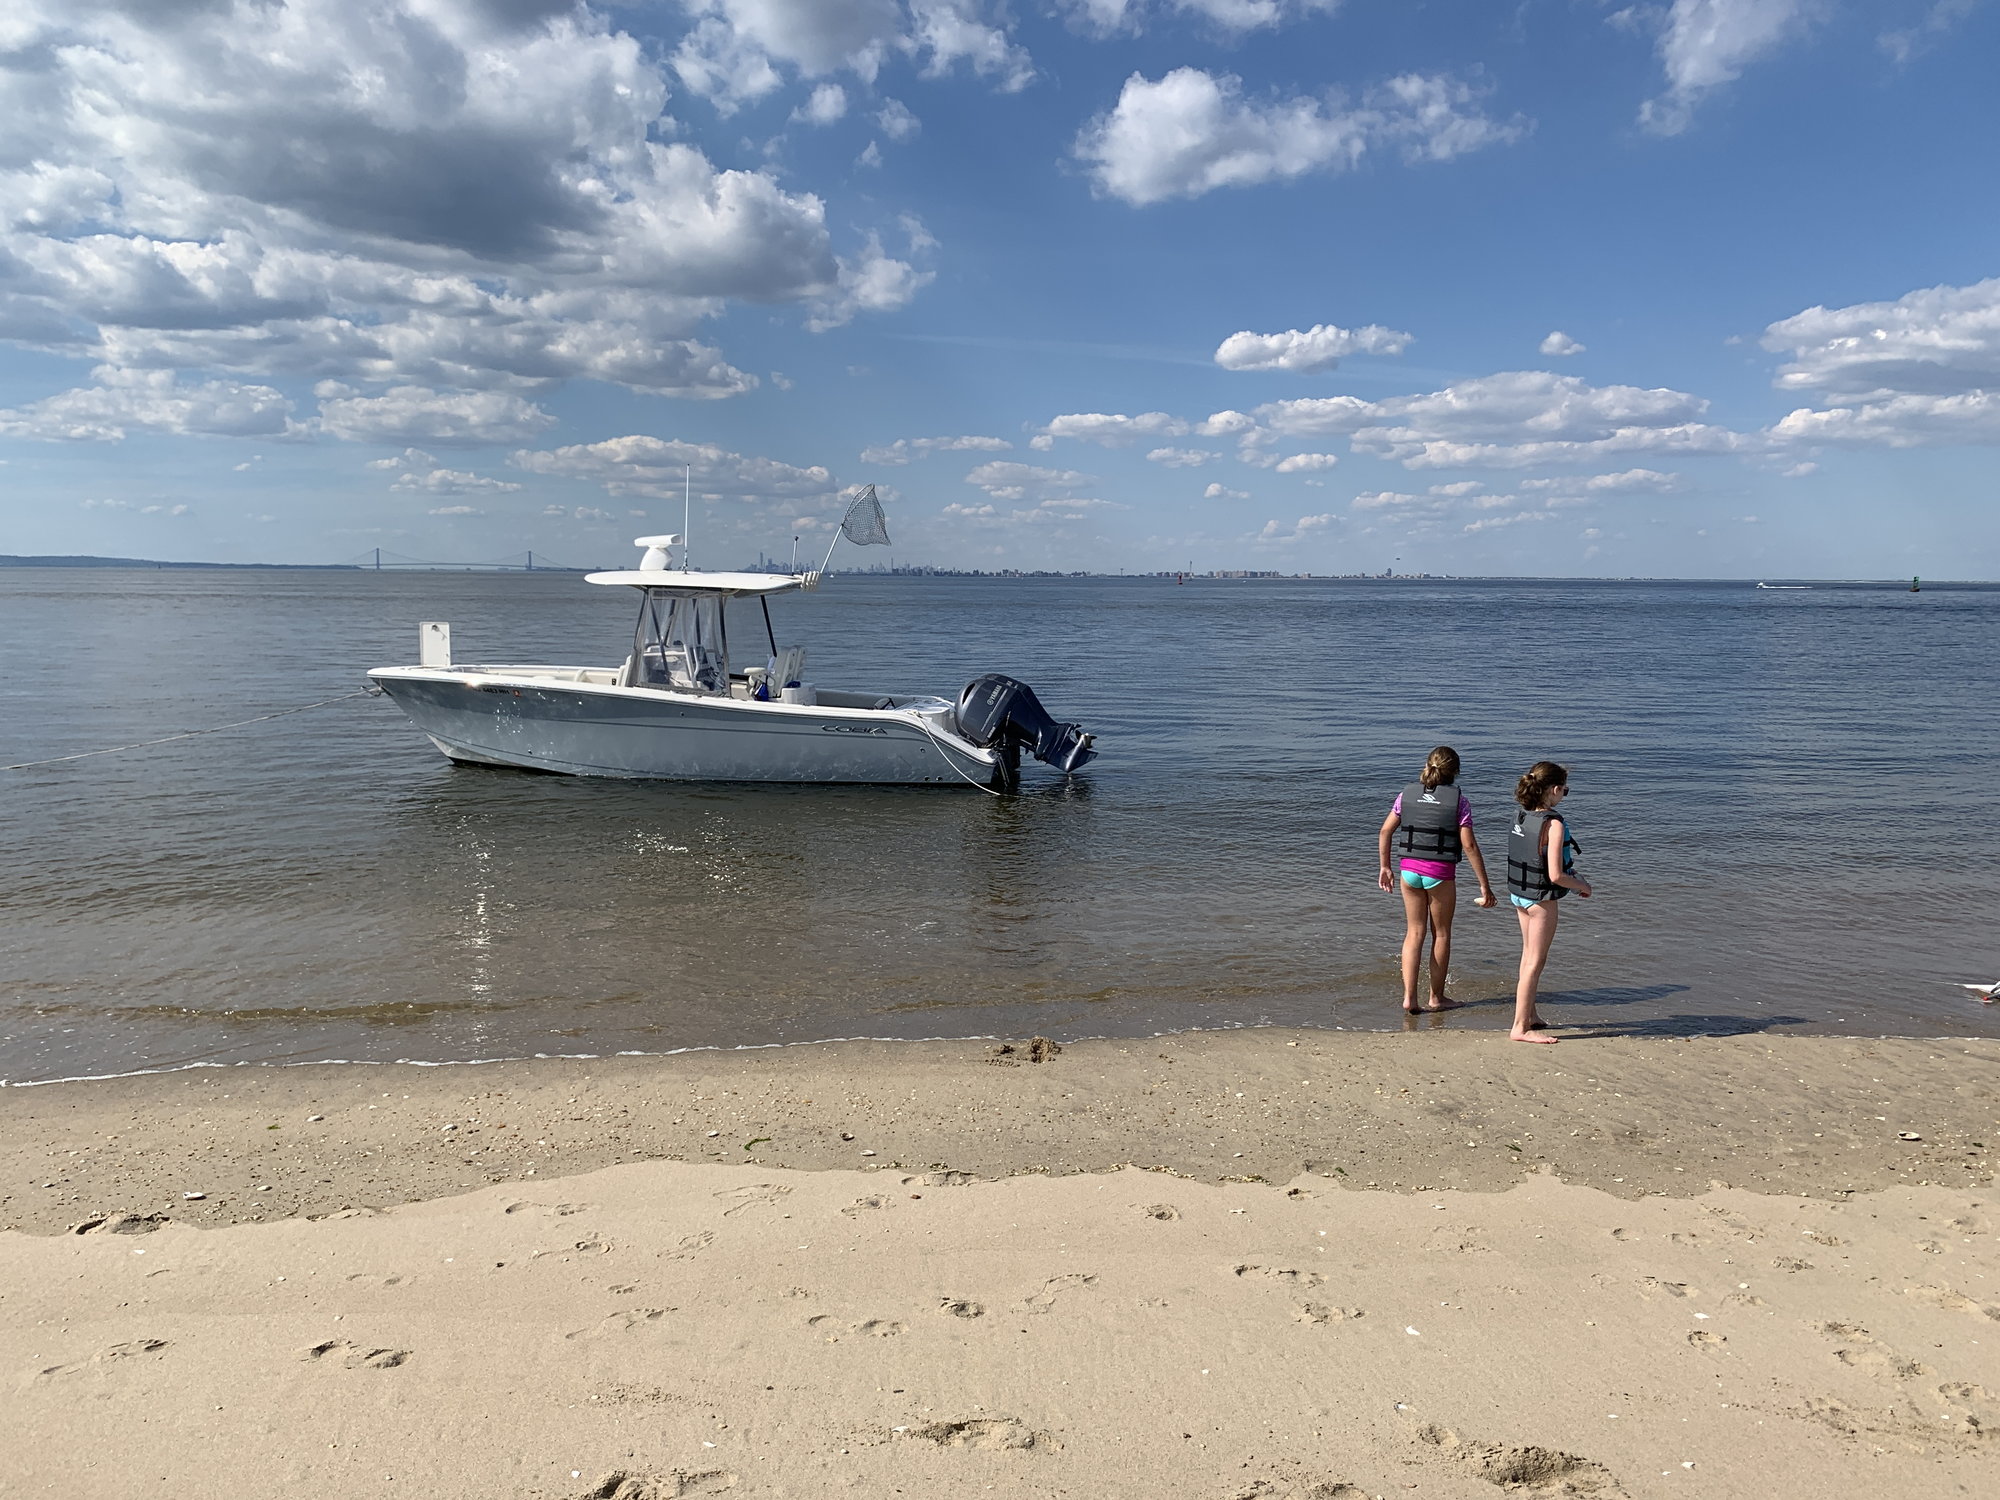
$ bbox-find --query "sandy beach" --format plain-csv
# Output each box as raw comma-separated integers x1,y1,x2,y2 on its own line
4,1030,1996,1498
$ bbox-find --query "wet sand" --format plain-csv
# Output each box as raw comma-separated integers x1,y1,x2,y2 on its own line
4,1030,1996,1498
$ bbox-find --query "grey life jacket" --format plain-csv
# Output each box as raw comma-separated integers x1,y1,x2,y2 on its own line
1395,780,1462,863
1506,808,1579,902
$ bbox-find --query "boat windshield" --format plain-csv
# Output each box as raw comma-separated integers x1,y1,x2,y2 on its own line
631,590,729,692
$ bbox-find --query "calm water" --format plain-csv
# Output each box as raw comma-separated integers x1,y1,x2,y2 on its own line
3,570,1997,1084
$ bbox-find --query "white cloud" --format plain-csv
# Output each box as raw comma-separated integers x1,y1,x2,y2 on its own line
793,83,850,126
806,219,936,331
1880,1,1979,64
428,504,484,516
1062,1,1338,36
1203,482,1251,500
1761,277,2000,448
1075,68,1522,206
1251,370,1754,468
0,366,299,442
876,99,922,141
1146,447,1221,467
1764,277,2000,399
1214,322,1414,374
941,501,997,518
372,447,524,495
0,1,932,431
1515,468,1680,495
317,386,555,447
1272,452,1340,473
1540,331,1586,357
1031,411,1191,448
1463,509,1555,534
1254,510,1338,543
513,435,837,503
674,0,1031,111
1639,0,1815,136
964,460,1094,500
860,435,1011,464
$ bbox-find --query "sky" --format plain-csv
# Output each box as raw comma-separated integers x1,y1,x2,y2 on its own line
2,0,1997,577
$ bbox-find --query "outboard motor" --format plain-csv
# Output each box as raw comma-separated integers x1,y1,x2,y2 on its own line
954,674,1096,775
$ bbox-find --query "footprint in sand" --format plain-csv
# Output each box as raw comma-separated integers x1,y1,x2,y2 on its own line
1023,1273,1098,1314
841,1195,896,1216
1636,1277,1694,1300
303,1339,409,1370
70,1213,169,1236
580,1468,737,1498
805,1315,905,1341
1686,1329,1727,1347
533,1237,612,1261
1903,1285,2000,1321
1231,1264,1327,1291
1769,1256,1814,1273
902,1417,1057,1452
1293,1304,1363,1325
1140,1204,1181,1221
1235,1483,1366,1500
714,1184,791,1217
343,1273,407,1289
663,1231,714,1262
1815,1323,1930,1380
504,1201,592,1217
1416,1425,1628,1499
904,1170,983,1188
938,1297,985,1319
567,1309,672,1341
31,1339,171,1382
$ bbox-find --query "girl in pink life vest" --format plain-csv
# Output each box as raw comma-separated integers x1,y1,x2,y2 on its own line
1376,746,1497,1014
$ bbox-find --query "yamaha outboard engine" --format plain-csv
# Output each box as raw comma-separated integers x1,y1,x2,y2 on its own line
955,674,1096,775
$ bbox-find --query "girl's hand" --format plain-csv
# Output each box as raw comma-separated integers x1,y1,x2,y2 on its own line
1474,888,1496,908
1574,878,1593,898
1377,865,1393,892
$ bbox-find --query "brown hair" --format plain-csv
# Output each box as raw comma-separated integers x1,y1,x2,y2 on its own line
1419,745,1460,789
1515,760,1568,810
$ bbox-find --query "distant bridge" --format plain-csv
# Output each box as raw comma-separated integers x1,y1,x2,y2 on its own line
336,548,599,572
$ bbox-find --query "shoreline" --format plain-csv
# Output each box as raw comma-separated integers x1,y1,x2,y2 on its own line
5,1028,1993,1237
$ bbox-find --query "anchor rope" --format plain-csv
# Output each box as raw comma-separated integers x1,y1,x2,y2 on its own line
3,686,383,772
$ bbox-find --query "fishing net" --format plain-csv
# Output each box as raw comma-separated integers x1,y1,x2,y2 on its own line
839,485,891,547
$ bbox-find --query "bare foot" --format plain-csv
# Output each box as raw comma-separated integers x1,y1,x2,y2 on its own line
1422,997,1460,1012
1510,1028,1559,1044
1402,1000,1423,1014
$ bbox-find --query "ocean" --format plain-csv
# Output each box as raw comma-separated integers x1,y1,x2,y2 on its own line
3,569,1996,1084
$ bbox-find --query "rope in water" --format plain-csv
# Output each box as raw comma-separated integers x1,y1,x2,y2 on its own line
2,687,382,772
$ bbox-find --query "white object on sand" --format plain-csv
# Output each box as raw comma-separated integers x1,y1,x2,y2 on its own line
1957,982,1999,1003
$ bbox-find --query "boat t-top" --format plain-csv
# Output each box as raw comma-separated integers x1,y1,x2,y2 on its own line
368,490,1096,787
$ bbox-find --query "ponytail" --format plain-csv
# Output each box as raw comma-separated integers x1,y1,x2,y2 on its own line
1419,745,1460,790
1515,760,1568,810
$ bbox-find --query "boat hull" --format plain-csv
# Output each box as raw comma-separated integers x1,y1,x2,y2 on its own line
369,668,999,785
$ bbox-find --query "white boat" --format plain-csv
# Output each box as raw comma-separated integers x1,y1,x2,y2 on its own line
368,532,1096,787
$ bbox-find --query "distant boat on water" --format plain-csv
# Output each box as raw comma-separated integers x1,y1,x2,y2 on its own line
1756,582,1809,589
1910,575,1922,592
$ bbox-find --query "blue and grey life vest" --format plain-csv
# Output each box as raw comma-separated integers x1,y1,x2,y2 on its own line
1506,808,1579,902
1395,780,1462,863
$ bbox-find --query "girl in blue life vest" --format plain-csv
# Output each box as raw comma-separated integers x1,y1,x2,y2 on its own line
1376,746,1497,1014
1505,760,1592,1044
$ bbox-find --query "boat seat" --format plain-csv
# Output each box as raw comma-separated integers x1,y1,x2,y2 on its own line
813,689,895,710
769,645,806,689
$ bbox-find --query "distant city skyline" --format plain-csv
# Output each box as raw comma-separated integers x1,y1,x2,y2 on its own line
2,1,1997,578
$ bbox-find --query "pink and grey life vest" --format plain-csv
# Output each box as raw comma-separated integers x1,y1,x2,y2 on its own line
1395,780,1462,863
1507,808,1579,902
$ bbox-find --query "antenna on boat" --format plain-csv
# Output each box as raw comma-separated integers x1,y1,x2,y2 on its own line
683,466,692,570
